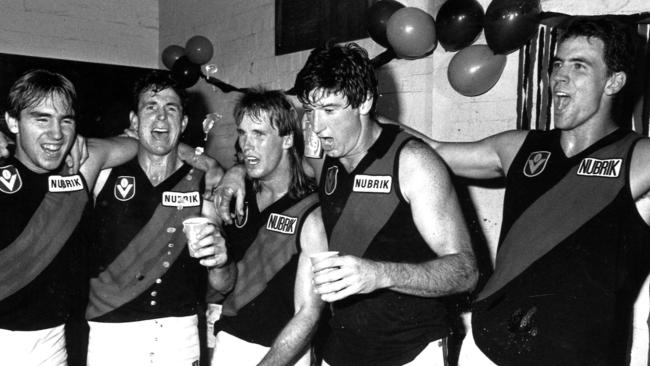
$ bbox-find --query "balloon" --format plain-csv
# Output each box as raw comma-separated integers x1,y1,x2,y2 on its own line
386,7,437,59
484,0,541,54
447,44,507,96
436,0,484,52
366,0,405,48
171,56,201,88
161,45,185,70
185,35,214,65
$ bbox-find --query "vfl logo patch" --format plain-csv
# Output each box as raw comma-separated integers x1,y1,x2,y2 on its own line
0,165,22,194
324,166,338,196
353,174,392,193
577,158,622,178
234,202,249,228
266,213,297,235
48,175,83,192
114,176,135,201
523,151,551,177
162,191,201,207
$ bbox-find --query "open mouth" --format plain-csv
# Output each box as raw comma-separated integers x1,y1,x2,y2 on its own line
244,156,259,166
151,127,169,139
553,91,571,112
320,137,334,150
42,143,63,157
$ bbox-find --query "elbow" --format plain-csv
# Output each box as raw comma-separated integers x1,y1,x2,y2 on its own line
459,251,479,293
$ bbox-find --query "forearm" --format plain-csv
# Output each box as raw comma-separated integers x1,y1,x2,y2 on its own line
257,304,322,366
208,262,236,294
376,250,477,297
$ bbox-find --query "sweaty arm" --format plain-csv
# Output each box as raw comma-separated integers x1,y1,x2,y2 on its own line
312,140,478,301
80,136,139,188
178,143,224,198
258,208,327,366
630,138,650,225
377,116,526,179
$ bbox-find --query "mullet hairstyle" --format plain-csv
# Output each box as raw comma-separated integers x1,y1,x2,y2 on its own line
132,70,188,112
233,87,316,200
294,42,377,109
7,69,78,120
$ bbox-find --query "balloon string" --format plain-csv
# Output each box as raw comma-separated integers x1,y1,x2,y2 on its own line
201,50,396,95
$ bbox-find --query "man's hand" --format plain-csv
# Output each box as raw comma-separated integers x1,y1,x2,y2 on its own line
65,135,88,174
0,130,14,158
185,223,228,268
213,164,246,224
311,255,385,302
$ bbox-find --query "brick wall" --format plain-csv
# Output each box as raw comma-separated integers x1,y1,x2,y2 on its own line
0,0,159,68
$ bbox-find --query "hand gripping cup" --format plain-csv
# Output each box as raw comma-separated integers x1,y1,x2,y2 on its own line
309,251,339,272
182,216,211,257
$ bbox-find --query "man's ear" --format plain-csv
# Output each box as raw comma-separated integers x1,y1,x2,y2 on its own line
5,112,18,134
181,115,188,133
605,71,626,96
282,133,294,150
129,111,139,131
359,94,374,115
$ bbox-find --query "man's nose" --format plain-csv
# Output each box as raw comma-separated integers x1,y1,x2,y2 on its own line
48,121,63,139
311,112,325,134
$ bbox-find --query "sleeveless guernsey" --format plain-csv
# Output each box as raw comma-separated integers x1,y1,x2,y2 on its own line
473,129,650,366
216,180,319,346
319,125,450,366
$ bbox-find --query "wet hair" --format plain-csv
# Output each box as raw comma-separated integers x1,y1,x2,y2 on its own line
233,87,316,200
6,69,77,120
132,70,188,112
294,42,377,109
558,17,636,77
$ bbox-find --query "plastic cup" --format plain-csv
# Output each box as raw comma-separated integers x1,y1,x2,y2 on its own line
183,216,211,257
309,251,339,267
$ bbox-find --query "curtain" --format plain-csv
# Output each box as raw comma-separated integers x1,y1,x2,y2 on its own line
516,13,650,136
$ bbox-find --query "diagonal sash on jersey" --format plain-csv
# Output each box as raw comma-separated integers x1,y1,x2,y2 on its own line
221,194,319,316
328,131,412,258
86,169,203,319
476,132,641,301
0,186,88,302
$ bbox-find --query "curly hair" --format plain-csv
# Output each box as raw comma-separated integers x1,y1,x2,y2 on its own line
132,70,188,112
294,42,377,109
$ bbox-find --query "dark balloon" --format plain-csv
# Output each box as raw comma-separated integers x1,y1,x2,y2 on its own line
447,44,507,96
185,35,214,65
171,56,201,88
436,0,484,52
484,0,541,54
161,45,185,70
387,7,437,59
366,0,405,48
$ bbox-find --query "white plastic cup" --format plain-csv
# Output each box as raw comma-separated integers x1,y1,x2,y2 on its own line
309,251,339,267
182,216,211,257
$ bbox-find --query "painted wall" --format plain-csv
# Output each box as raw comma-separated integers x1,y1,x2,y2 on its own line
159,0,649,364
0,0,159,68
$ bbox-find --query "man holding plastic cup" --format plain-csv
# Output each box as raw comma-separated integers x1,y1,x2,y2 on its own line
209,88,327,366
85,71,226,366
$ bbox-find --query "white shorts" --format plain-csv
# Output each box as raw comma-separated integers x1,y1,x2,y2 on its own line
321,338,446,366
87,315,199,366
211,331,311,366
0,324,67,366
